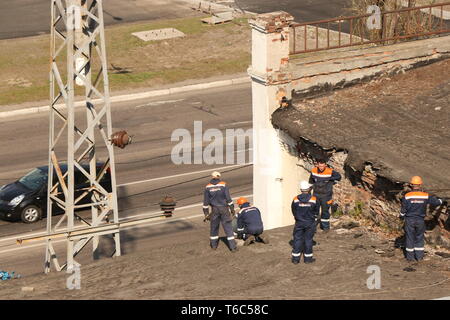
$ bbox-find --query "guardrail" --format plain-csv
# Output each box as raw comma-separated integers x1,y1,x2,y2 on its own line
290,2,450,54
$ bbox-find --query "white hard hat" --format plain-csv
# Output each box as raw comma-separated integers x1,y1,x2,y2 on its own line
300,181,312,191
211,171,221,178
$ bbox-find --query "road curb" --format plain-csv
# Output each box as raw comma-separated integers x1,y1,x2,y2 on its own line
0,76,250,119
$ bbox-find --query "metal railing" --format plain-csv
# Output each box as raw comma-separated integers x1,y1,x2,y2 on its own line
290,2,450,55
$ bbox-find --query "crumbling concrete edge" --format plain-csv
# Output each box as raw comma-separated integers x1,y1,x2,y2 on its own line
294,53,450,100
0,76,250,119
286,35,450,99
272,131,450,246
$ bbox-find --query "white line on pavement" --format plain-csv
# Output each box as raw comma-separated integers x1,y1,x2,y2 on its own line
0,194,254,252
135,99,185,108
220,120,252,127
0,164,253,243
118,163,252,187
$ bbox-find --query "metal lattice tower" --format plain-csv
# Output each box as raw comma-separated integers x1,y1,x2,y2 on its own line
45,0,121,273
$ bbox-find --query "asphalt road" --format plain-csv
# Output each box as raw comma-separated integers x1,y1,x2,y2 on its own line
234,0,352,22
0,82,253,276
0,0,202,40
1,0,353,40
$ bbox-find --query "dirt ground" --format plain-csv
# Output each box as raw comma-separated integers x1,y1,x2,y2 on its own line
0,215,449,300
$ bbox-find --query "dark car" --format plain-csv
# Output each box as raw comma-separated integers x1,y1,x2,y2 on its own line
0,163,112,223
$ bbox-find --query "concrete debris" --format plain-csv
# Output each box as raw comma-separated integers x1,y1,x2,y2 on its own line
202,11,233,25
335,228,351,235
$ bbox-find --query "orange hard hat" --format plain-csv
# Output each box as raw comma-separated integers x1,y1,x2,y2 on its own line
237,197,249,206
410,176,423,185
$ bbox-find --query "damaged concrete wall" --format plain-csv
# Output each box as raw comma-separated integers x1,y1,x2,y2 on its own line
289,35,450,98
249,11,450,236
294,141,450,249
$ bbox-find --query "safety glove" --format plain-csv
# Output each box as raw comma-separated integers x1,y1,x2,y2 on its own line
229,204,235,216
203,207,210,222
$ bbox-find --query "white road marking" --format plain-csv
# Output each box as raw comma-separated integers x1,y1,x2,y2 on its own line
135,99,184,108
0,164,253,243
118,163,252,187
0,194,254,254
220,120,252,127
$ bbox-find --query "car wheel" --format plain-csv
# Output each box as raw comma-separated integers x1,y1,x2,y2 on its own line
20,205,42,224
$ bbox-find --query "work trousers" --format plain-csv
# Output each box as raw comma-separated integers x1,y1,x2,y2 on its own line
232,219,263,240
404,217,425,261
210,206,236,250
315,194,332,230
292,221,316,262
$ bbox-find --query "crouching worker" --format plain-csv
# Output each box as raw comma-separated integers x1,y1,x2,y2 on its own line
291,181,318,264
234,197,268,246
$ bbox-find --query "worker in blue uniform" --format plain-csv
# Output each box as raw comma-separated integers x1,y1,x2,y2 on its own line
234,197,268,246
291,181,318,264
401,176,444,261
203,171,237,252
309,158,341,232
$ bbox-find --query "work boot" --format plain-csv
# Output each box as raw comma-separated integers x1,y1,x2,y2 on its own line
291,258,300,265
210,245,218,250
230,247,238,253
304,258,316,264
322,229,330,234
256,235,269,244
244,235,255,246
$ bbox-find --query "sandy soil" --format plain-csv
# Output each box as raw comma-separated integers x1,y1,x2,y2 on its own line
0,216,449,300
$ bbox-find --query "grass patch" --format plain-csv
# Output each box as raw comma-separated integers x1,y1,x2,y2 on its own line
349,201,364,218
332,207,345,218
0,16,251,106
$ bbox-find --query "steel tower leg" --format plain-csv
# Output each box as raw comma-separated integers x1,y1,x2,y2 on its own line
45,0,121,273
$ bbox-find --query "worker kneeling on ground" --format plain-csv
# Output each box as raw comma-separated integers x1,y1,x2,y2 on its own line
400,176,445,262
234,197,268,246
203,171,237,252
291,181,318,264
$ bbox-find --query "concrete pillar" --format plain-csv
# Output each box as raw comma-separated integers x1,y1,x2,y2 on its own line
249,12,309,230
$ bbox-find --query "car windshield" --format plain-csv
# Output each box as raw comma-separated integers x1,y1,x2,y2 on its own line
18,168,47,190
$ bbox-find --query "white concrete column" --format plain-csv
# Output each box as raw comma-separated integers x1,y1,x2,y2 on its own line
248,12,308,230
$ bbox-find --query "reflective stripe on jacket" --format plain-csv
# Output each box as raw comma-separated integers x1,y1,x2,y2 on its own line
401,191,442,219
203,178,233,208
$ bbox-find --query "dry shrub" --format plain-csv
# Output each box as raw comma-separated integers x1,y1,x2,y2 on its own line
348,0,440,44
